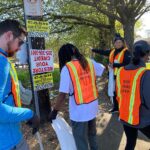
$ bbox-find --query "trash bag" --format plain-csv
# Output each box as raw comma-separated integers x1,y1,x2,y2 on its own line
19,81,32,105
108,68,115,98
52,116,77,150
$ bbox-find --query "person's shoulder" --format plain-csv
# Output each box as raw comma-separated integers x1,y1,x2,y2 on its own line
143,69,150,76
0,55,9,66
141,69,150,83
91,59,105,67
60,65,69,76
125,49,131,54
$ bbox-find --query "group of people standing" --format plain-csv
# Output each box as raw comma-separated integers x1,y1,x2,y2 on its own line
0,19,150,150
50,34,150,150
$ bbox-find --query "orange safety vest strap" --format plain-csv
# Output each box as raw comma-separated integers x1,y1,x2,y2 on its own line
109,49,115,64
0,52,21,107
9,61,22,107
109,48,128,75
87,58,98,98
67,61,84,104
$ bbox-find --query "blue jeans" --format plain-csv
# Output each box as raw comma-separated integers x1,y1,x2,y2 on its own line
71,118,98,150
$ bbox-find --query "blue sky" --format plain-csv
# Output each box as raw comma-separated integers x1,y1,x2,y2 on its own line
136,1,150,38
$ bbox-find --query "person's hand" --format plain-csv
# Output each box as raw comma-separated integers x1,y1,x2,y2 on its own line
49,109,58,123
108,63,113,69
27,114,40,134
91,48,96,52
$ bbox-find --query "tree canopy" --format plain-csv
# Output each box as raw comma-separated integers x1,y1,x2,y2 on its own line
0,0,150,53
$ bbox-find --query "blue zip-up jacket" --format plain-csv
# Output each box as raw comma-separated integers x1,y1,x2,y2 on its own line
0,48,33,150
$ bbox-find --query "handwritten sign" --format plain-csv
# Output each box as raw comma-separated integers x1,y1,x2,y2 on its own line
33,73,53,91
30,49,54,74
24,0,43,16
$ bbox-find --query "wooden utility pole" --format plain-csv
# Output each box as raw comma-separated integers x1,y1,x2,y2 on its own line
23,0,52,122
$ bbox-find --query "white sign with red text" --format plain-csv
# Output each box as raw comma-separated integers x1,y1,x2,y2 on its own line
30,49,54,74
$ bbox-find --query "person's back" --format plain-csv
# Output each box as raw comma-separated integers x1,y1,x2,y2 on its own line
49,43,105,150
116,40,150,150
123,61,150,128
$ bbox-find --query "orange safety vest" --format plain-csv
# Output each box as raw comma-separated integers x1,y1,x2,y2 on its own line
0,53,21,107
109,48,127,75
66,59,98,105
116,67,146,125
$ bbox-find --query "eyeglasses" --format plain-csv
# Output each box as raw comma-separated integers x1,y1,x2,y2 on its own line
18,38,25,47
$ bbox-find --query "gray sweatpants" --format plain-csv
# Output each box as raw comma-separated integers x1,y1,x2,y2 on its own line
11,138,30,150
71,118,98,150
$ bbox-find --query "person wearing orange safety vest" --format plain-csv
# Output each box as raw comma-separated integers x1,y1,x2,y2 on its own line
91,33,131,113
0,19,40,150
116,40,150,150
49,43,105,150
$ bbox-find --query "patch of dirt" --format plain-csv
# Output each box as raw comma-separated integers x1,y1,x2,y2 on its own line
22,76,111,150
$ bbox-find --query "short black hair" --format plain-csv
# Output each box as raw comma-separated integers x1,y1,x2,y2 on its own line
0,19,27,37
132,40,150,65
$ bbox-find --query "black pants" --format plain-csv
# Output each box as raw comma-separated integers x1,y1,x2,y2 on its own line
113,92,118,109
123,124,150,150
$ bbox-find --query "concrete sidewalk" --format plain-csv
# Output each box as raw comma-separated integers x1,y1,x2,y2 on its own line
96,113,150,150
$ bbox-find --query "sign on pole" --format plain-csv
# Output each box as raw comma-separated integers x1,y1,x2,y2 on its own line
30,49,54,74
27,20,49,37
33,73,53,91
24,0,43,16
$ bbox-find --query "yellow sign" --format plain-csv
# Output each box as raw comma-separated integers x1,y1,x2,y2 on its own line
33,73,53,91
27,20,49,33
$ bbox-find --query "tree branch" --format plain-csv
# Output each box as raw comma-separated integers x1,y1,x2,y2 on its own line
46,13,111,29
72,0,121,22
135,5,150,21
50,26,74,34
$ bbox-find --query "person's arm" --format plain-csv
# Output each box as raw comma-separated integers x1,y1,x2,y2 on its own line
0,57,33,123
49,67,70,122
141,71,150,109
53,92,67,110
113,50,131,68
92,59,105,77
54,67,70,111
91,48,111,56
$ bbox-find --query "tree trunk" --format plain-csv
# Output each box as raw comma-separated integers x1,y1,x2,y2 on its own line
123,20,135,54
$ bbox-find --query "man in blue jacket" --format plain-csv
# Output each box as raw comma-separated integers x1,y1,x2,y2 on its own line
0,19,40,150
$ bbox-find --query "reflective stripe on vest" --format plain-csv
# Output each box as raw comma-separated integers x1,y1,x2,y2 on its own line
87,59,98,98
109,48,127,75
0,52,21,107
66,59,98,105
116,67,146,125
9,61,22,107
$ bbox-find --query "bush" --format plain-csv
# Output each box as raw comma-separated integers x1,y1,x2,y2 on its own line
52,68,60,83
16,67,60,89
94,54,108,66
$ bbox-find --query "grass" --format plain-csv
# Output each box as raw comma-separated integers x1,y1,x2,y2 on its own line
16,68,30,88
16,67,60,88
52,68,60,83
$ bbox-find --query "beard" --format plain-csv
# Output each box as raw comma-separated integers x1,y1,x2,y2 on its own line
7,41,16,57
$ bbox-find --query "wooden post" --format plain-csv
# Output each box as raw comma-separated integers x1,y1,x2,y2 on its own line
23,1,51,122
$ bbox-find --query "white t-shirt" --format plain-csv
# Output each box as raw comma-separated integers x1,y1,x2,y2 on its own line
59,59,105,122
